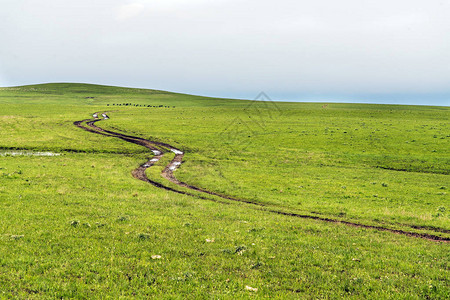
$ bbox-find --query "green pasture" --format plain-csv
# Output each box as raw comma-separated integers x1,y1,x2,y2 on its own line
0,83,448,298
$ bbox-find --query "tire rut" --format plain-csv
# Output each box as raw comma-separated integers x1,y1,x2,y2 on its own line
74,115,449,243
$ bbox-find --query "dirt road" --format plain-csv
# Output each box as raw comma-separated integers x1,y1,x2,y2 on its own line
74,114,449,242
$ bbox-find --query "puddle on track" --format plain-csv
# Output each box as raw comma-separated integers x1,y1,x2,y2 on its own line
171,149,184,155
0,151,61,157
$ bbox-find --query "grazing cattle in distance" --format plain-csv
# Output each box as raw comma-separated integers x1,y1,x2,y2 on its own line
102,113,109,120
93,113,98,119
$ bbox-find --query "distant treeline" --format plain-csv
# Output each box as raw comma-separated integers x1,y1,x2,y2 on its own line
107,103,175,108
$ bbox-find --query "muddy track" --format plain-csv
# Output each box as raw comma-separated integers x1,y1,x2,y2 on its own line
74,115,449,243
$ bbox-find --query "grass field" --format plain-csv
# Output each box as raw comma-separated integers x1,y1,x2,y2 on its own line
0,83,448,298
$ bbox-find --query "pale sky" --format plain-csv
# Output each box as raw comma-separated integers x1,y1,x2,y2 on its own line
1,0,449,105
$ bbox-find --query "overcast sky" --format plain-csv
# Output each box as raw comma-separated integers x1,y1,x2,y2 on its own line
1,0,449,105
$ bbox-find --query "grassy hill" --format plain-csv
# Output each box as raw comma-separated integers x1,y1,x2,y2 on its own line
0,83,448,298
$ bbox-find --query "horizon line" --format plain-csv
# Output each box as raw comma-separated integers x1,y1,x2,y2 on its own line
1,81,449,107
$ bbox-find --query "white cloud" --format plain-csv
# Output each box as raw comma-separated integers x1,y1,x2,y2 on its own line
116,3,145,21
115,0,226,17
142,0,220,11
114,0,224,22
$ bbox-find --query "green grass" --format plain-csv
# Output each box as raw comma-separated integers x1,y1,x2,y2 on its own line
0,83,448,298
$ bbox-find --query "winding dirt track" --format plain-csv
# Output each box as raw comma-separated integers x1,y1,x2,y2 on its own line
74,115,449,243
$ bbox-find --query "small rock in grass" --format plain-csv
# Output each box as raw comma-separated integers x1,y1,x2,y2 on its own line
245,285,258,292
70,220,80,227
206,239,215,243
151,255,162,259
